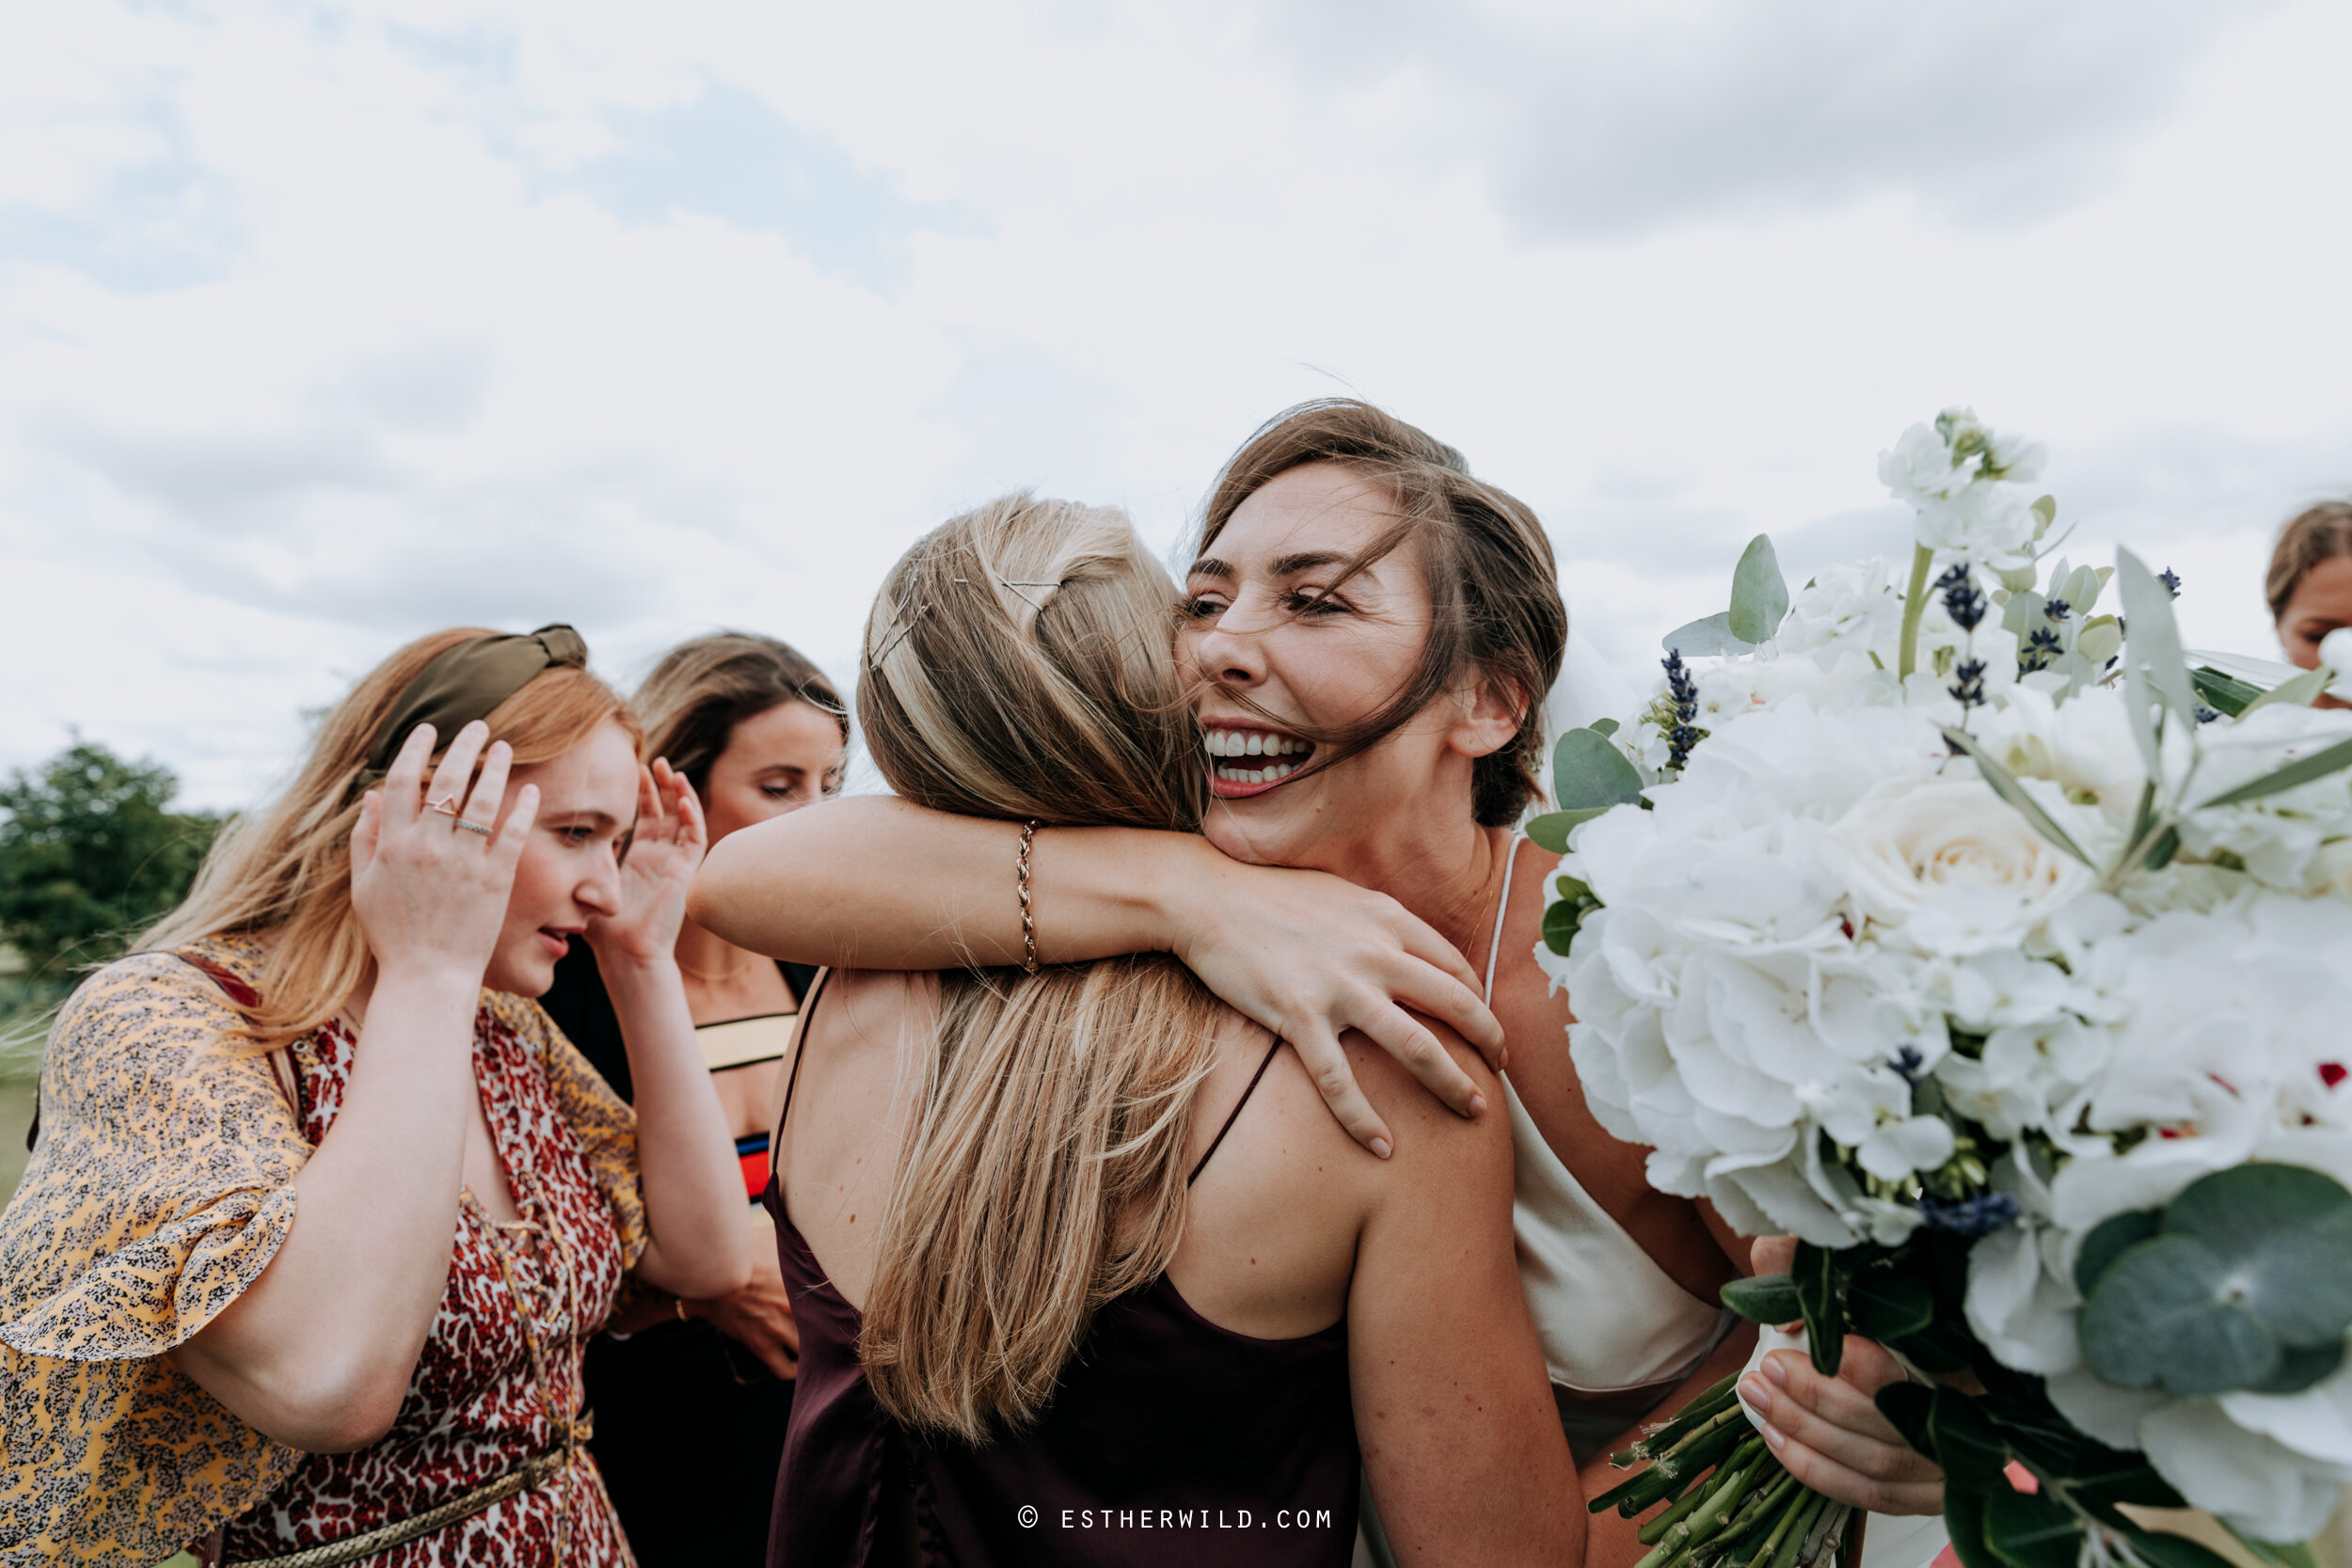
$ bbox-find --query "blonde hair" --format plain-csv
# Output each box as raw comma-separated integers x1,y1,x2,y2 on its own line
853,494,1222,1438
2269,501,2352,622
141,627,640,1051
633,632,847,791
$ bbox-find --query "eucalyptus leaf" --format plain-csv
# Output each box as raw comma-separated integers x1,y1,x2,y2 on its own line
1526,807,1611,854
1728,533,1791,645
1981,1488,2082,1568
2118,547,2200,725
2074,1209,2159,1295
2002,590,2046,640
2196,736,2352,810
2253,1338,2344,1395
1940,728,2096,867
1661,610,1754,657
1720,1274,1802,1325
2080,1234,2284,1393
1550,729,1647,814
2242,663,2339,716
1589,716,1619,737
1540,896,1592,958
2165,1164,2352,1346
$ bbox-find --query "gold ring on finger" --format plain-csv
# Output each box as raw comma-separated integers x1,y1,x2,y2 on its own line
427,795,462,816
454,818,495,837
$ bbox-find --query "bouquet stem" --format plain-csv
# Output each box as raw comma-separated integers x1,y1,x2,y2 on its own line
1897,542,1934,679
1600,1379,1852,1568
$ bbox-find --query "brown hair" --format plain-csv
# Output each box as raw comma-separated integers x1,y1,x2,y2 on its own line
2268,502,2352,621
633,632,847,793
141,628,640,1050
1196,399,1566,827
853,494,1222,1438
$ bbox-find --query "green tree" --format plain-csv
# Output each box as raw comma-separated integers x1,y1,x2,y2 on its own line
0,741,225,985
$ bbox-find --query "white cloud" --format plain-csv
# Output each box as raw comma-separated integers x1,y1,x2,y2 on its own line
2,0,2348,812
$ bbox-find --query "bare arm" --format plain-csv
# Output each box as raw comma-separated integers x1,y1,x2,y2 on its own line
587,762,753,1301
1348,1046,1583,1565
692,794,1505,1154
172,724,528,1451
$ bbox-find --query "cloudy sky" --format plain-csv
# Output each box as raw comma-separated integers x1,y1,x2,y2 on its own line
5,0,2349,809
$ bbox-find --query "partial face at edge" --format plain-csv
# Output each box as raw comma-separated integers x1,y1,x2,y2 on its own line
1176,462,1518,873
697,699,847,846
2280,555,2352,710
485,721,641,996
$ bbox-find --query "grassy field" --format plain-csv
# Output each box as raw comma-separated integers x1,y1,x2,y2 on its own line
0,1073,33,1212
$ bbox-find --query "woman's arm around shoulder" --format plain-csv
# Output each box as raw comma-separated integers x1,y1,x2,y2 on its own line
692,796,1505,1154
1344,1029,1583,1567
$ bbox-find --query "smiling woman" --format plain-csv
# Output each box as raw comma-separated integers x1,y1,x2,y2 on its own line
0,626,751,1566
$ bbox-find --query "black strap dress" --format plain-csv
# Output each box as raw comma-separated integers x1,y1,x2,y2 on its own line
539,941,818,1568
764,976,1359,1567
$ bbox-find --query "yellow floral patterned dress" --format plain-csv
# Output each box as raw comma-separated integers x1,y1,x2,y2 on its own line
0,935,649,1566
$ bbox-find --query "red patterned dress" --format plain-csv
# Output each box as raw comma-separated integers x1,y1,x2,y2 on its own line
214,936,643,1566
0,932,649,1565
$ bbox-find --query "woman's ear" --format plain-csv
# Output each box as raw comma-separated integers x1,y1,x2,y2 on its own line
1448,673,1528,761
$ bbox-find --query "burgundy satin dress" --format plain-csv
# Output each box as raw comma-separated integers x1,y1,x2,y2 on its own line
763,1005,1358,1568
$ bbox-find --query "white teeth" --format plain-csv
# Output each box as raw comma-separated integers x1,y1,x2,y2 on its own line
1203,730,1309,759
1212,760,1298,786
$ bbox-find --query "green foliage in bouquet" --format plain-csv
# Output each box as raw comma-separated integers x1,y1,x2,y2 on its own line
1552,411,2352,1560
2075,1165,2352,1398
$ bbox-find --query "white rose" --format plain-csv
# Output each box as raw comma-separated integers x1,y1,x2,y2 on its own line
1822,775,2095,955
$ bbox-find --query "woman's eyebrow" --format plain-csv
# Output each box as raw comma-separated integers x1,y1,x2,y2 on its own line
1269,550,1357,578
1186,556,1234,580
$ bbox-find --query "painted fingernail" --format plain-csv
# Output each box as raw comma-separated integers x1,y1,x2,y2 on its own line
1468,1093,1487,1117
1369,1137,1392,1160
1739,1376,1772,1418
1763,1356,1790,1388
1762,1423,1787,1451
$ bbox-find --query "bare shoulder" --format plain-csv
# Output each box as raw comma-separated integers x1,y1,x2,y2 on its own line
1353,1016,1513,1184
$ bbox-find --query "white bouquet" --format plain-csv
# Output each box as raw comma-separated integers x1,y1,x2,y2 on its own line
1545,410,2352,1560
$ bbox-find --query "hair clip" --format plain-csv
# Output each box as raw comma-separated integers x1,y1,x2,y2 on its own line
867,603,929,669
996,578,1063,611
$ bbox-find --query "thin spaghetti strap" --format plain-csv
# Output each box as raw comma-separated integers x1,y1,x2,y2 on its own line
1483,833,1524,1000
774,967,836,1148
1188,1037,1285,1187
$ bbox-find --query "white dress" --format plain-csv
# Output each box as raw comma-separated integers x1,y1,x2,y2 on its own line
1485,839,1733,1460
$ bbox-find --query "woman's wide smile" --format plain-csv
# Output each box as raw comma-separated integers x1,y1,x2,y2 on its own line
1201,721,1315,799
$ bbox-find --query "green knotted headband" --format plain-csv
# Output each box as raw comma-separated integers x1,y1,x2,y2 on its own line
365,624,591,772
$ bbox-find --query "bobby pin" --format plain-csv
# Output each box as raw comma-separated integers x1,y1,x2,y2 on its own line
868,603,929,668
